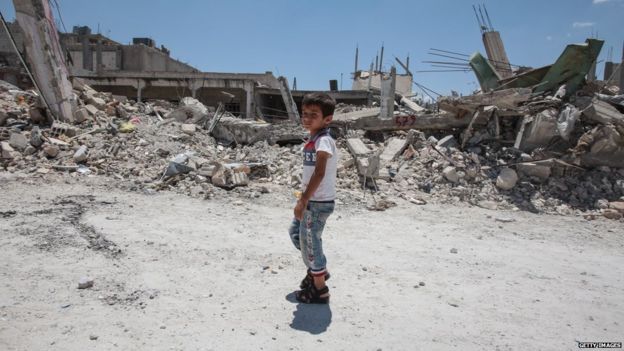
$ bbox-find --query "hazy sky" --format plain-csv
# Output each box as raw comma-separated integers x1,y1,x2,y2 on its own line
2,0,623,96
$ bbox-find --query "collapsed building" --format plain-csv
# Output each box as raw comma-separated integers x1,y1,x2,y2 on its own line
1,0,624,220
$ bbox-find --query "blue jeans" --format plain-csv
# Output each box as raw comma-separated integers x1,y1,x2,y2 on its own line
288,201,335,274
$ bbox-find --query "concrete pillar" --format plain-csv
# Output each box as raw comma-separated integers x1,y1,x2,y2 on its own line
96,38,102,74
245,84,254,119
188,79,203,99
13,0,76,122
136,79,145,103
482,31,512,78
81,35,92,71
379,66,396,120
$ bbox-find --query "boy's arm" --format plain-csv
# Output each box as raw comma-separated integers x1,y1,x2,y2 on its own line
294,151,330,220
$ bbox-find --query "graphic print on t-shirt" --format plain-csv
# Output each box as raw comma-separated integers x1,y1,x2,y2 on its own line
303,140,317,166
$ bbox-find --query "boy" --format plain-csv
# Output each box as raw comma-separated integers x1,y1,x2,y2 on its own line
288,92,338,304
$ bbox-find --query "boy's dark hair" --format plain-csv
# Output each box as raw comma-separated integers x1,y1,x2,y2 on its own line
302,92,336,117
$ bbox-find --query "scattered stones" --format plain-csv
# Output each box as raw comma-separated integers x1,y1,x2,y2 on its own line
450,248,458,254
495,217,516,223
1,141,17,159
73,107,89,123
516,162,551,181
84,104,99,116
442,166,460,183
181,124,197,135
602,209,622,220
608,201,624,214
43,144,60,158
9,132,28,151
78,277,94,289
496,168,518,190
73,145,88,163
30,126,43,147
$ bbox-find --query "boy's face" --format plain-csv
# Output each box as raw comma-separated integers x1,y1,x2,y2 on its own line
301,104,332,133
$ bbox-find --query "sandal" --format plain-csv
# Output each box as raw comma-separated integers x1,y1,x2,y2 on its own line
295,285,330,304
300,269,330,290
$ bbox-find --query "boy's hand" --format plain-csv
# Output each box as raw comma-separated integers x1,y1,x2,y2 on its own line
294,198,307,220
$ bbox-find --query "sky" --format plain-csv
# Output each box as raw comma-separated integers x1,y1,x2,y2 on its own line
1,0,623,97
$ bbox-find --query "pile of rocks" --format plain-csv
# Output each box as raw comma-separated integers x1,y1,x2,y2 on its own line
1,78,623,220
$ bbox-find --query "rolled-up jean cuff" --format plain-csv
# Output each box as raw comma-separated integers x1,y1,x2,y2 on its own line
310,269,327,276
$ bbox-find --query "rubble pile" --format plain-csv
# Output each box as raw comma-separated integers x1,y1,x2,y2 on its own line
336,78,624,219
1,68,624,220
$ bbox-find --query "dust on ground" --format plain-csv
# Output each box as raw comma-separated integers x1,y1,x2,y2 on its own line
1,174,622,350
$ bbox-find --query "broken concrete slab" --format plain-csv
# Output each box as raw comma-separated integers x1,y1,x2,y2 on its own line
380,138,408,164
438,88,532,116
574,124,624,168
211,116,271,145
86,96,106,110
582,98,624,128
211,162,249,189
346,138,378,178
84,104,99,116
517,108,559,152
437,135,459,149
333,111,472,131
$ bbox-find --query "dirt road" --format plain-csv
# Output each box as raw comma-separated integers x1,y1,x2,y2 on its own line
1,174,622,350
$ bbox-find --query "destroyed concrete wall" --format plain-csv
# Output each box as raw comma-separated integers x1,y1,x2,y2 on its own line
0,21,27,87
352,72,412,96
121,45,198,73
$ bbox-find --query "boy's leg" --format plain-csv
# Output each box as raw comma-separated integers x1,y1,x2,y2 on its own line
288,218,301,250
298,202,334,285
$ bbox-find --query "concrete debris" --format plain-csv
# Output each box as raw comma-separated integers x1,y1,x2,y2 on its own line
78,277,94,289
73,145,89,163
516,162,552,182
443,166,460,183
43,144,60,158
437,135,459,149
581,98,624,128
1,141,18,159
9,132,28,151
496,168,518,190
181,124,196,135
1,47,623,222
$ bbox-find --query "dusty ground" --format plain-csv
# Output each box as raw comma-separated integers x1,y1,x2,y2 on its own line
0,172,622,351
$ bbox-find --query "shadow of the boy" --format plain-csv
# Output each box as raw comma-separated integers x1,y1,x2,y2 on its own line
285,292,332,334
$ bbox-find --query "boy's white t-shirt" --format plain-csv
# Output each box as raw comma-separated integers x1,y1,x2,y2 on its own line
302,133,338,201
